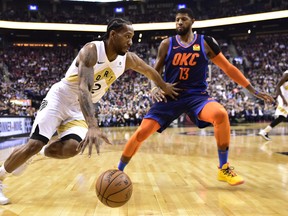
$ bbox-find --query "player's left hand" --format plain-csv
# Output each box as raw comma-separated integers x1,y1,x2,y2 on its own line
77,127,112,157
254,91,275,103
151,87,166,103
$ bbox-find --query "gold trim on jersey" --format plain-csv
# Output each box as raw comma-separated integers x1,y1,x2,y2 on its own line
277,106,288,114
65,74,79,82
94,67,116,87
64,67,117,88
57,120,88,134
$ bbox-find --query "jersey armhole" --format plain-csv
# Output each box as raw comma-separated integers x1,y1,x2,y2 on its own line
164,37,173,63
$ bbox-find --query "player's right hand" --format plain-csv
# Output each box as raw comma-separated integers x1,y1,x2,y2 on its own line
77,127,112,157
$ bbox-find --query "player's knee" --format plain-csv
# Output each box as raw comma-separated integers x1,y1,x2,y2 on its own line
213,107,229,124
26,140,45,155
135,127,151,143
62,140,79,158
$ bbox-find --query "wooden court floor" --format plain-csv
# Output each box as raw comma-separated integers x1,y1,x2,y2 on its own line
0,123,288,216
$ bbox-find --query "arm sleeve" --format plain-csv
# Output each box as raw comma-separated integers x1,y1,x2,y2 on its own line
211,53,250,88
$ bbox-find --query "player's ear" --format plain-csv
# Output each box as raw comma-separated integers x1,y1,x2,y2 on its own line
191,18,195,24
110,30,116,38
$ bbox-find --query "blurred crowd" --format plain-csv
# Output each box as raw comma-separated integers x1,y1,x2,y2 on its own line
0,0,287,24
0,32,287,127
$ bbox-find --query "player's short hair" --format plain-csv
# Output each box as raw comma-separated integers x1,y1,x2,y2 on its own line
176,8,194,19
102,18,132,40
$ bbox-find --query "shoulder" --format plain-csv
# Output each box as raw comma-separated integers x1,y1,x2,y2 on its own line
81,42,97,53
77,42,98,66
203,35,219,46
126,52,140,68
157,37,171,55
203,35,221,56
160,37,171,48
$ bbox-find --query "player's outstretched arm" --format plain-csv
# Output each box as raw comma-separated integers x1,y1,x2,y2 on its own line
125,52,180,101
204,36,274,104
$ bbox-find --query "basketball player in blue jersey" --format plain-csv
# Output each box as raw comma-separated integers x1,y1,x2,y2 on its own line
117,8,274,186
0,18,180,204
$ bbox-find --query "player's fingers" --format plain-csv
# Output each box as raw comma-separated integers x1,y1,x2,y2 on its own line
96,143,100,155
101,136,113,145
80,144,86,154
88,142,93,158
76,140,83,152
162,96,167,103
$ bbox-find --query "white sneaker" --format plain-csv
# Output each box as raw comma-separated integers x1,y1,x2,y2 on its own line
0,180,9,205
258,130,272,141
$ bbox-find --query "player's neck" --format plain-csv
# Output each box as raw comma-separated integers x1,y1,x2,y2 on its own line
104,40,118,62
177,32,194,45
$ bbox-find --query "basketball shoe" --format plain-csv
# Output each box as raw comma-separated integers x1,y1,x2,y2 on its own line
258,130,271,141
217,163,244,186
0,181,9,205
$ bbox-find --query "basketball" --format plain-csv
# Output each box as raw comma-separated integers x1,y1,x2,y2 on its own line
96,169,133,208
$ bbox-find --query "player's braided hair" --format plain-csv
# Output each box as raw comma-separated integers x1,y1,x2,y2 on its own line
101,18,132,40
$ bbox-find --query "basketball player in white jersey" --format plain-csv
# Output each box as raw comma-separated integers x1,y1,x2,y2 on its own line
259,70,288,140
0,18,180,204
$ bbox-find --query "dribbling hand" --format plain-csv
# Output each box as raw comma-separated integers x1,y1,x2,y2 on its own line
76,127,112,157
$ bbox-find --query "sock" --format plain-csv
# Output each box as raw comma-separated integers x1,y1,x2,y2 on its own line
39,145,47,156
218,148,229,168
118,160,127,171
0,165,9,180
264,125,272,133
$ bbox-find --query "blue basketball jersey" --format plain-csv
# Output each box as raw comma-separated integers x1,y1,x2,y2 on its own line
164,34,209,92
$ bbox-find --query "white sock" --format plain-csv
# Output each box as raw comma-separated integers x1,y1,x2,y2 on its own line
39,145,47,156
264,125,272,133
0,165,9,180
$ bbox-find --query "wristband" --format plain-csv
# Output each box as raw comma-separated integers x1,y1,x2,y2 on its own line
151,86,158,93
254,91,259,95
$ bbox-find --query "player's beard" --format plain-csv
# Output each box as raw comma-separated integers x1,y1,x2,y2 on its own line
176,27,190,36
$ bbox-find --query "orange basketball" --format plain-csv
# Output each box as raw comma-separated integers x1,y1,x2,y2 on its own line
96,169,133,208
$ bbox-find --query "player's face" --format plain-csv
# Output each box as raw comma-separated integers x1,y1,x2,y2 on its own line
175,13,193,35
113,25,134,56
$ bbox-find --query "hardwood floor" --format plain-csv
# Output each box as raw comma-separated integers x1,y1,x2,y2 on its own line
0,123,288,216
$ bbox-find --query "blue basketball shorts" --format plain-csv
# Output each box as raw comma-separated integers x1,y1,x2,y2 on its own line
144,91,216,132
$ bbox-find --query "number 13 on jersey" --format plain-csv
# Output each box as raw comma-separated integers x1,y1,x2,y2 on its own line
179,67,190,80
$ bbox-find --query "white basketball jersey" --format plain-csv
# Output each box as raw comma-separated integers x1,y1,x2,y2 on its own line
62,41,127,103
275,70,288,117
280,70,288,99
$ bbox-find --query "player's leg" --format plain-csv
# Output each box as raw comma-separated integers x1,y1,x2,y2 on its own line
260,96,288,140
118,118,160,170
118,100,184,171
41,117,88,159
259,115,286,141
198,101,244,186
0,84,63,204
0,118,60,204
43,134,84,159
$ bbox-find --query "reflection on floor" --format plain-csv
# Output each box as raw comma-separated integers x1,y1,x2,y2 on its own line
0,137,29,162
